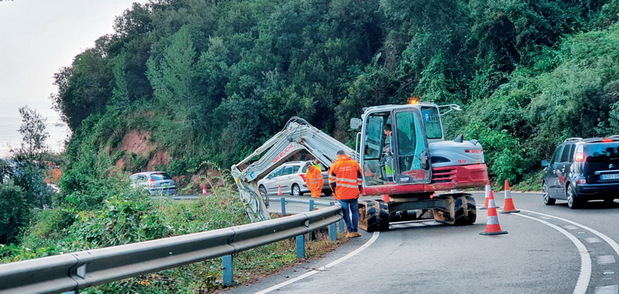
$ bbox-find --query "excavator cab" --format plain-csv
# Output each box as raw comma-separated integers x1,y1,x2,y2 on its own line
356,104,439,188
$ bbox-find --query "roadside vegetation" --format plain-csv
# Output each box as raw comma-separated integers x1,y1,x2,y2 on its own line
1,173,342,292
3,0,619,290
50,0,619,194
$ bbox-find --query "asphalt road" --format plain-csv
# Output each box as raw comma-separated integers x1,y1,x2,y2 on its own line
229,192,619,294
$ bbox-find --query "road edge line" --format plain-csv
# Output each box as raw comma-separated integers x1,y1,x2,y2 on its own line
255,231,380,294
521,209,619,257
514,213,591,294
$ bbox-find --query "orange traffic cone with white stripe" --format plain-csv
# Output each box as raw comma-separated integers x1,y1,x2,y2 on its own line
277,185,283,196
480,190,508,235
500,180,520,213
480,181,491,210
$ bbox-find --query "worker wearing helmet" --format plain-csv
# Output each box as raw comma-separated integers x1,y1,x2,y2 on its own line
305,159,324,198
328,150,363,238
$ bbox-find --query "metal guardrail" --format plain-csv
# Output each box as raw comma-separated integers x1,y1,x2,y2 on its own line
274,197,333,215
0,206,342,293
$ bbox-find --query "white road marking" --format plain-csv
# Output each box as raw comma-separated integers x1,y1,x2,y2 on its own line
255,232,380,294
515,213,591,294
587,237,603,244
595,285,618,294
521,209,619,257
598,255,616,265
565,225,579,230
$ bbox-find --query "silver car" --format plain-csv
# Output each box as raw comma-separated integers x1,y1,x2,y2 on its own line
257,161,331,197
130,171,177,196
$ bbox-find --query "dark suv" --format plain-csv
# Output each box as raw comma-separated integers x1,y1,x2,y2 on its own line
542,137,619,208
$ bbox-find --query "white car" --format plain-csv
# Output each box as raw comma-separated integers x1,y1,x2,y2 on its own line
130,171,177,196
257,161,331,197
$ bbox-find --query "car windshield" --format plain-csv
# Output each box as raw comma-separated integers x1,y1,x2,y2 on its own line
584,143,619,162
150,173,172,180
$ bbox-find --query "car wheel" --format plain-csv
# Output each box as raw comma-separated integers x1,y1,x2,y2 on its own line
542,183,556,205
291,184,302,196
604,198,616,207
567,184,583,209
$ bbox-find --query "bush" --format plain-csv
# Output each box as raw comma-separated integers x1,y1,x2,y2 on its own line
18,208,76,249
0,184,30,244
68,193,172,248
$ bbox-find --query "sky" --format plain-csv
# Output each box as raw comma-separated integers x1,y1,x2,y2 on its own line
0,0,146,157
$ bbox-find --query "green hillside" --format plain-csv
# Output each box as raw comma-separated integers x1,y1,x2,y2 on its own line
52,0,619,201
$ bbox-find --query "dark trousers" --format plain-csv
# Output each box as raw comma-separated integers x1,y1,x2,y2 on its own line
339,198,359,233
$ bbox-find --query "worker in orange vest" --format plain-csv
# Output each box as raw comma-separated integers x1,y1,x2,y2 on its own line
328,150,363,238
305,159,324,198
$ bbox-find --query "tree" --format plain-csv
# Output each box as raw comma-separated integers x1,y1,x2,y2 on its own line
0,184,30,244
15,106,49,161
12,106,51,209
0,159,12,185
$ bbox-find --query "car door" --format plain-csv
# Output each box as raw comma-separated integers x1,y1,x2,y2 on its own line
270,166,291,193
285,165,302,191
264,167,283,194
279,165,297,192
546,145,564,198
556,143,575,199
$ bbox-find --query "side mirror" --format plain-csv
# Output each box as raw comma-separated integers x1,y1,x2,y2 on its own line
541,160,549,167
350,118,362,130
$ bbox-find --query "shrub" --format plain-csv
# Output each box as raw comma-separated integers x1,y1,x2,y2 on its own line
0,184,30,244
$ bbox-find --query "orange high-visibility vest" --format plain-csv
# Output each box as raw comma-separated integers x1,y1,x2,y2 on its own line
328,155,363,200
305,164,323,197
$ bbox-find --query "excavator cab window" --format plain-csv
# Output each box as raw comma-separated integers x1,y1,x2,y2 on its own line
394,110,431,183
362,109,431,186
420,106,443,140
363,112,396,186
362,112,391,186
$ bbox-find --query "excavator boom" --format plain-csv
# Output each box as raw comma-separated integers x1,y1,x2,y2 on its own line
231,117,356,221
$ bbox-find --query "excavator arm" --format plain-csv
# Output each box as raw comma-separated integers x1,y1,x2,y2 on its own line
231,117,357,222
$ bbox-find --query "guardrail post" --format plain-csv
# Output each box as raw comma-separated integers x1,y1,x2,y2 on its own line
309,200,315,211
222,255,234,286
280,197,287,215
296,235,305,258
329,223,337,241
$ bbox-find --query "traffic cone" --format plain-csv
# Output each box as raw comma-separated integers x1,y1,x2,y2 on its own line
277,185,283,196
500,180,520,213
480,190,508,235
480,181,491,210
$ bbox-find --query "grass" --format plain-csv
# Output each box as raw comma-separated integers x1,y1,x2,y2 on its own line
2,183,346,293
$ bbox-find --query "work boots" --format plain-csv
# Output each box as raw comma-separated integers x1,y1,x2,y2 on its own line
347,232,361,238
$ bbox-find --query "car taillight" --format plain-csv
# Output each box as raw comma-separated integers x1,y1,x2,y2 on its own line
574,152,586,162
577,179,586,185
299,174,307,182
602,138,613,142
465,149,483,154
148,179,155,186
